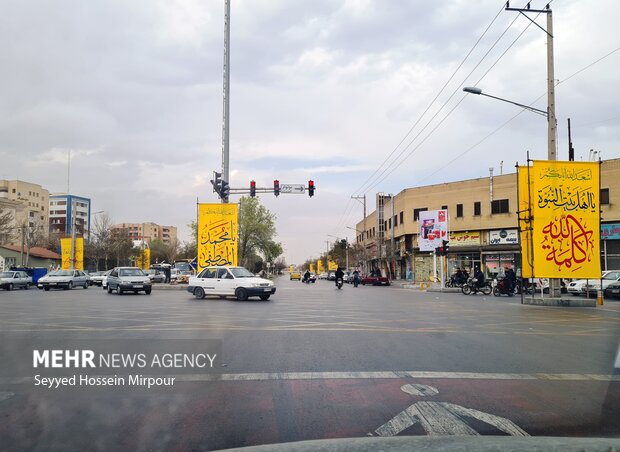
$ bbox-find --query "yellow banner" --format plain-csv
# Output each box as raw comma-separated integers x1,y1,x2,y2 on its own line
289,265,294,273
517,166,534,278
309,263,315,273
135,248,150,270
531,160,600,278
60,238,83,270
317,260,324,274
197,203,238,272
328,259,338,271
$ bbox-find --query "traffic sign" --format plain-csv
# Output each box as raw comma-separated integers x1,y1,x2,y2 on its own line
280,184,306,194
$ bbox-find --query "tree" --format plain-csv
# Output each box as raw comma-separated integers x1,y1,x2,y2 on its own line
109,229,134,267
150,238,179,264
22,217,47,266
238,197,283,269
177,221,197,260
0,208,15,245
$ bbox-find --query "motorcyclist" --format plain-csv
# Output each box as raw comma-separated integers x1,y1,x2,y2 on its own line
504,266,516,293
303,269,311,283
335,267,345,287
473,266,485,289
352,269,360,287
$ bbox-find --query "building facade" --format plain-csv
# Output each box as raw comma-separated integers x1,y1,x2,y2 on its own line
112,222,178,245
49,194,92,239
0,180,50,246
356,158,620,282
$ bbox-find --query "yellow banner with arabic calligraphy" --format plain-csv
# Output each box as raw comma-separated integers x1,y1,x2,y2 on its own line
531,160,600,278
317,259,324,274
328,259,338,271
309,263,315,273
60,237,84,270
135,248,150,270
197,203,238,272
517,166,534,278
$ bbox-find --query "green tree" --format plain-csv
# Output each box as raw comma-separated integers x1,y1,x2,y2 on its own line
178,221,197,259
238,196,283,269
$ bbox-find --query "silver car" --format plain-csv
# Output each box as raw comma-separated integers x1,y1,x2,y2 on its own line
106,267,152,295
0,271,32,290
37,269,90,291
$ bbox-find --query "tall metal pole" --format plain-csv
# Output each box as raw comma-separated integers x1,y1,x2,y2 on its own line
221,0,231,203
547,10,556,162
390,194,395,280
70,197,76,269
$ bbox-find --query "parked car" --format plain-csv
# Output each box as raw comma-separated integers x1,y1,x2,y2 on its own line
583,271,620,297
37,269,90,290
318,272,328,280
361,274,390,286
88,271,106,286
567,271,611,295
327,272,336,281
145,269,166,283
106,267,152,295
0,270,32,290
101,269,113,289
290,271,301,281
603,281,620,299
188,266,276,301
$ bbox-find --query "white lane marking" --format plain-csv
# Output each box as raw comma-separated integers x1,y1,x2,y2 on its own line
1,370,618,385
401,384,439,396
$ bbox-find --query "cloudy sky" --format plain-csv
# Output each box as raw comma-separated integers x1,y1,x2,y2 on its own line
1,0,618,265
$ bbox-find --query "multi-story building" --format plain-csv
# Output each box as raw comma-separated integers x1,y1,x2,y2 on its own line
0,180,50,246
112,222,178,245
49,194,92,239
355,158,620,282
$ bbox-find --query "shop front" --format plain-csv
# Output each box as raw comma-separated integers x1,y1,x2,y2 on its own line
483,229,521,279
446,231,482,278
602,224,620,270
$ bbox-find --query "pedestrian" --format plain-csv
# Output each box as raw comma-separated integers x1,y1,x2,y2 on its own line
164,266,171,284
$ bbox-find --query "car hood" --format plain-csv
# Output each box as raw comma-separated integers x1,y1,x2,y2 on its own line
117,276,150,283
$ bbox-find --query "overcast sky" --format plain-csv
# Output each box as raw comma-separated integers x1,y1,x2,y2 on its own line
1,0,618,265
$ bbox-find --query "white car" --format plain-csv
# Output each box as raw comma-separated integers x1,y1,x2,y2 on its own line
37,269,90,291
187,266,276,301
583,271,620,297
567,271,611,295
101,269,113,289
0,270,32,290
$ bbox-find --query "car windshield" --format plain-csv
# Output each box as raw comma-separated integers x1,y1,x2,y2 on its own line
49,270,73,277
119,269,144,277
602,272,620,280
0,272,14,278
230,268,255,278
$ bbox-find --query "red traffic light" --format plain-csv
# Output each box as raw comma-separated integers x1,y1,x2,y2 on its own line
250,180,256,197
274,180,280,197
308,180,315,197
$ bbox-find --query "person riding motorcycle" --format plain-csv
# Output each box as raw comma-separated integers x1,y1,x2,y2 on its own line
335,267,345,287
473,267,485,289
302,270,311,283
352,270,360,287
504,267,516,293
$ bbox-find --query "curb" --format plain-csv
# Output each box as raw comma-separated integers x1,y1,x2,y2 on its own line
152,284,188,291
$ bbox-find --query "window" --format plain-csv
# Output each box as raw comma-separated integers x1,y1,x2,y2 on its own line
400,211,404,224
12,188,15,193
393,215,397,227
441,205,448,210
413,208,428,221
388,219,391,229
474,201,481,216
456,204,463,218
601,188,610,205
491,199,510,214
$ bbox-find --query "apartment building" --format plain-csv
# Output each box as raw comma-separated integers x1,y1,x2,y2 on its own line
49,194,92,239
112,222,178,245
356,158,620,282
0,180,50,246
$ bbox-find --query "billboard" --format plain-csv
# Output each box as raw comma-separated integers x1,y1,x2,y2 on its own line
317,259,324,274
60,237,84,270
418,209,448,252
197,203,238,272
531,160,600,278
328,259,338,271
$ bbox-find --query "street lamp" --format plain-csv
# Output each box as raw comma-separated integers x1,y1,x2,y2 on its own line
462,87,548,117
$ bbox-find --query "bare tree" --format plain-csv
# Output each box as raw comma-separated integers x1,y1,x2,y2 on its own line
0,208,15,245
22,217,47,266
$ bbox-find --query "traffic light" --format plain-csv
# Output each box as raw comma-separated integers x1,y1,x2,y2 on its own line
250,180,256,197
442,240,449,256
308,180,315,197
221,180,230,199
210,171,222,195
274,180,280,197
435,246,444,256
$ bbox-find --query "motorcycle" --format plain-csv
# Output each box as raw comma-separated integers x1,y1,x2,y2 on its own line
336,278,344,290
461,276,492,295
493,276,514,297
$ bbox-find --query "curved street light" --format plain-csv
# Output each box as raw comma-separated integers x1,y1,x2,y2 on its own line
463,86,548,118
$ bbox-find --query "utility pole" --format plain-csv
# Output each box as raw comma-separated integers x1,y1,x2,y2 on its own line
506,2,559,297
568,118,574,161
325,240,329,274
20,224,25,266
221,0,231,203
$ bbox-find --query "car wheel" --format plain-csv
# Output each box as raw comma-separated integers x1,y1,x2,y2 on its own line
145,288,152,295
107,286,113,294
67,281,73,290
44,287,50,291
194,287,205,299
259,294,270,301
235,287,248,301
7,283,13,291
83,282,88,289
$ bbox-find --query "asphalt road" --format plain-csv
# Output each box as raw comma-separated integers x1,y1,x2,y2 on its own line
0,277,619,451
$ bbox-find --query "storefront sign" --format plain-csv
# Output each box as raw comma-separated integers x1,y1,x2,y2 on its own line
489,229,519,245
449,231,481,247
601,224,620,240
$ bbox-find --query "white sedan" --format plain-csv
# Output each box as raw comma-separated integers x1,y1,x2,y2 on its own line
187,266,276,301
567,271,611,295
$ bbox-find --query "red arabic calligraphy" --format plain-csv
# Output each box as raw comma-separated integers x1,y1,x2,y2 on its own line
540,214,594,272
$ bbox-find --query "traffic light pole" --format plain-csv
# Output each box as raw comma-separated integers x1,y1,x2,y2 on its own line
221,0,231,203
